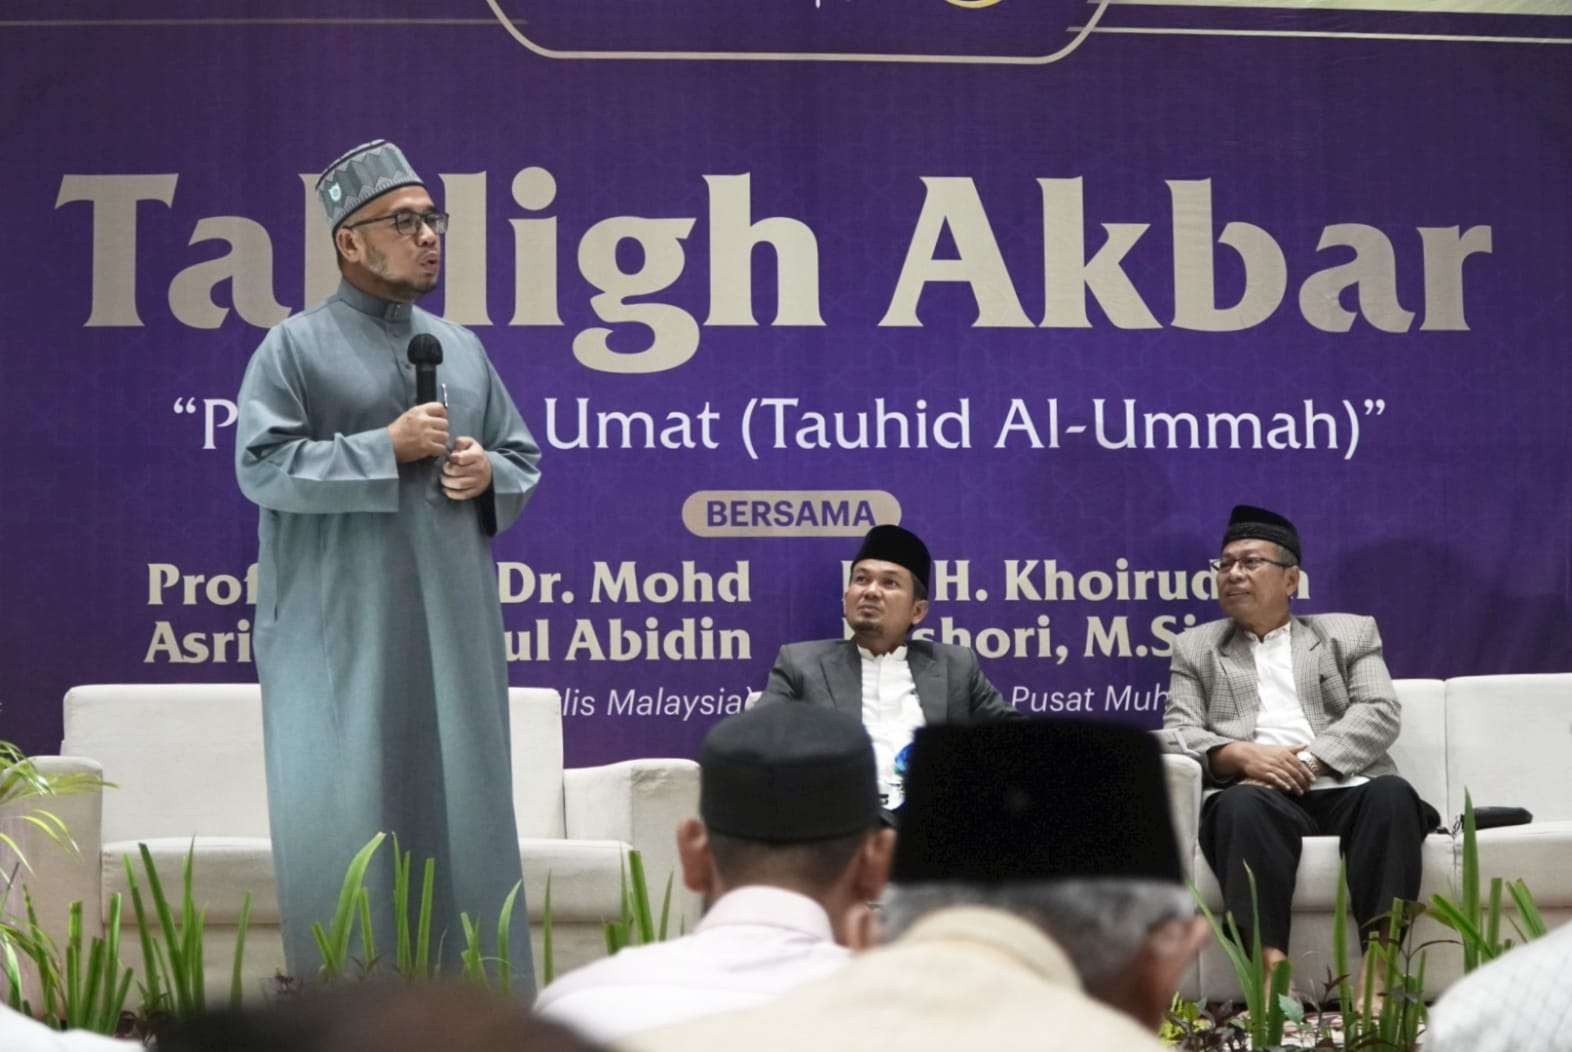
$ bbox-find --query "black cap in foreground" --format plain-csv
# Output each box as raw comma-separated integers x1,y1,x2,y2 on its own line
701,703,879,843
891,719,1183,885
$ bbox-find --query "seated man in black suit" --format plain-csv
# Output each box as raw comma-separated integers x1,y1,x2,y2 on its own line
758,524,1020,809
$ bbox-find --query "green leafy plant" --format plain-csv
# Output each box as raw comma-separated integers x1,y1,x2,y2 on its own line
2,841,254,1037
1349,895,1428,1050
540,874,555,986
537,848,680,983
458,882,522,994
391,833,438,981
1192,864,1294,1048
123,840,253,1019
312,831,522,989
312,832,386,981
1,889,133,1035
1180,789,1560,1052
1429,791,1547,972
0,742,111,876
602,849,675,955
1188,861,1431,1051
1159,992,1206,1043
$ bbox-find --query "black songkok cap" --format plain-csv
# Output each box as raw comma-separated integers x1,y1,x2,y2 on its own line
1222,504,1301,564
852,524,932,594
890,720,1183,885
700,704,879,843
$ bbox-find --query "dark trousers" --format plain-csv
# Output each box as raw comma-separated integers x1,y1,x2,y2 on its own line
1199,774,1429,953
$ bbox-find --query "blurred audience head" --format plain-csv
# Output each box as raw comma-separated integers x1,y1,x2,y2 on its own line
681,703,894,941
155,982,604,1052
880,719,1208,1028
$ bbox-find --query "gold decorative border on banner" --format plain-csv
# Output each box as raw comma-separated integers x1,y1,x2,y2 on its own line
1081,0,1572,43
0,18,500,26
1109,0,1572,13
480,0,1113,65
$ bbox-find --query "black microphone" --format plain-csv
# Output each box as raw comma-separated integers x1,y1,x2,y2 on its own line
407,334,443,405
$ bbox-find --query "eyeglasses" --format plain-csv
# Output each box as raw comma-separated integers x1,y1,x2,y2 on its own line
1209,556,1296,575
342,210,448,237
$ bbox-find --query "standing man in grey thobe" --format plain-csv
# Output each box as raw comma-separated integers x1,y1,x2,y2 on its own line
235,140,541,985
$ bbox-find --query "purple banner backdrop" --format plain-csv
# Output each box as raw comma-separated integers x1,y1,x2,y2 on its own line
3,2,1570,766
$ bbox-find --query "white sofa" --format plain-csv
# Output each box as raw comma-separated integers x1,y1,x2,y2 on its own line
1,684,701,999
1166,673,1572,1002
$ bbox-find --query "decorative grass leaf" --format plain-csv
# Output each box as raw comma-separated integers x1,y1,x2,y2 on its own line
323,833,386,977
137,841,189,1010
393,837,412,976
0,747,111,874
415,857,436,980
628,850,654,945
459,912,484,986
657,872,673,943
121,855,166,1016
310,923,335,978
357,886,376,975
2,932,27,1011
20,810,79,856
231,891,253,1010
1508,879,1546,940
541,873,555,986
496,880,521,997
0,833,32,875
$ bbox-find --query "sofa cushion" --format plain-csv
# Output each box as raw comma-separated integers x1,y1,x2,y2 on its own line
102,836,637,930
509,689,567,838
1160,755,1201,881
1390,679,1448,811
520,838,635,922
1445,674,1572,822
65,684,570,843
105,836,277,926
1467,821,1572,908
1194,832,1455,912
67,685,272,842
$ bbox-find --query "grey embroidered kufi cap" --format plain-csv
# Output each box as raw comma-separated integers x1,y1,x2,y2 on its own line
315,140,424,233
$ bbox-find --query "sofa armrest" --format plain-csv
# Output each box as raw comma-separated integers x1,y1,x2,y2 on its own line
1163,754,1203,874
1,756,106,946
563,759,702,929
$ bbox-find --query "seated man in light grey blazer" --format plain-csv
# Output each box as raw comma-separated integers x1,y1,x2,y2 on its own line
758,524,1022,810
1160,505,1437,996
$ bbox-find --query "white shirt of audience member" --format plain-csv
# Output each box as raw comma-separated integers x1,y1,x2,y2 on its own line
533,885,850,1044
0,1004,138,1051
1425,921,1572,1052
857,644,923,808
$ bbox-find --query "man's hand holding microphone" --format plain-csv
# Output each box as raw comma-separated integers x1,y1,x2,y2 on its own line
388,333,491,501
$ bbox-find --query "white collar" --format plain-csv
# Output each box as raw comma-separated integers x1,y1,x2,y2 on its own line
1246,620,1292,646
696,886,837,942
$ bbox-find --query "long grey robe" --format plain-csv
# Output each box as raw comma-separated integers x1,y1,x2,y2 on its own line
235,280,541,986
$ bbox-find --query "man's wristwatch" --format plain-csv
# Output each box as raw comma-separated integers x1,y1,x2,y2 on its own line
1296,750,1324,778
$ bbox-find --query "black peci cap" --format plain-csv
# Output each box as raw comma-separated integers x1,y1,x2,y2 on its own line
852,524,933,594
890,719,1184,885
1222,504,1301,564
700,704,880,843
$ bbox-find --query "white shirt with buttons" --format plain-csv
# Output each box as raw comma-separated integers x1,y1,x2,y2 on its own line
858,644,925,808
1248,622,1365,791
